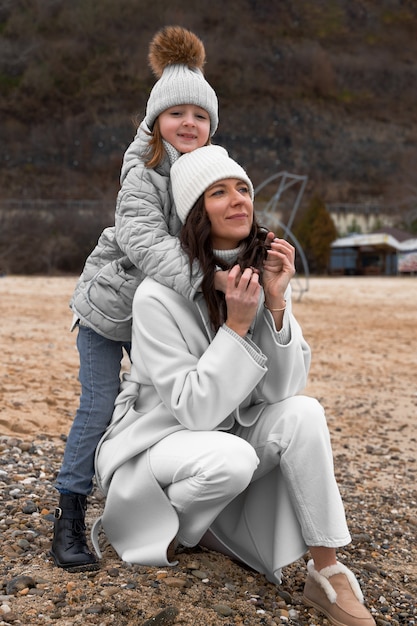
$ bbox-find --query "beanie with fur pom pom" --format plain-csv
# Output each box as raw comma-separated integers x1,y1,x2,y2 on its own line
145,26,218,136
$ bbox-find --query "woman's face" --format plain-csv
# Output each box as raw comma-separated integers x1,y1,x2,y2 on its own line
203,178,253,250
158,105,210,153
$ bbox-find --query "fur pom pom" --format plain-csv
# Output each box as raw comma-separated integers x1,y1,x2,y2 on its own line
148,26,206,78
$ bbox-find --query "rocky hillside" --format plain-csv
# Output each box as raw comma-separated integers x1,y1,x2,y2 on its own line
1,0,417,226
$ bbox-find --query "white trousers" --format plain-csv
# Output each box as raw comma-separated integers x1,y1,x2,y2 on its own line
149,395,350,549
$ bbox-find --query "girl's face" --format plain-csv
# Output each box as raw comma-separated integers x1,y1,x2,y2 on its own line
203,178,253,250
158,105,210,153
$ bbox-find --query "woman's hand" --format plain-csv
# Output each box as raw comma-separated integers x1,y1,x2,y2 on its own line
262,237,295,309
214,269,228,293
225,264,261,337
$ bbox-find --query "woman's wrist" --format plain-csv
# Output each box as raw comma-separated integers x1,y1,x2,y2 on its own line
264,299,286,312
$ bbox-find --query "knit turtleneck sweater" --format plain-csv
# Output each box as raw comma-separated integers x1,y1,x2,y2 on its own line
162,139,182,166
213,244,245,267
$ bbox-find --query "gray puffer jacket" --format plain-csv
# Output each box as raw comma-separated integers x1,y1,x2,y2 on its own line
70,121,203,342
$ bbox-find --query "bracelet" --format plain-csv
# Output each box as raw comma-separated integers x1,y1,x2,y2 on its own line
264,301,286,312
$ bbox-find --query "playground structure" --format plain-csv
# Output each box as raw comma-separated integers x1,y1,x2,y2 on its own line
254,171,309,300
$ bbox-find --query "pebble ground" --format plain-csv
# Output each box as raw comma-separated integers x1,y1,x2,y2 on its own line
0,434,416,625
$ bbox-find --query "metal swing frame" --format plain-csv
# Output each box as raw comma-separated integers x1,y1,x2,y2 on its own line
254,171,309,301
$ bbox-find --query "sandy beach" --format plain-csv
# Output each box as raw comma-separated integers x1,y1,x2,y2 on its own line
1,275,416,480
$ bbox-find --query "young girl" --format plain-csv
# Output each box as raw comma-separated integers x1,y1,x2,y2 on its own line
94,145,375,626
51,26,219,571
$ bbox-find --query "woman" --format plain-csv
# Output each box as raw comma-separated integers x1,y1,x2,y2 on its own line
94,146,375,626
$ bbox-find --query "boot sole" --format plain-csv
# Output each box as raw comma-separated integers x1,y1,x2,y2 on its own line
302,594,346,626
49,549,100,573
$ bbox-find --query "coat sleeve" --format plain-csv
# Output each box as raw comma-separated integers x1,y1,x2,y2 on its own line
132,285,268,431
254,292,311,402
114,162,202,300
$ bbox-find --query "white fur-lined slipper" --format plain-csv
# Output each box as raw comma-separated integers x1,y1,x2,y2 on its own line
306,558,364,604
302,559,375,626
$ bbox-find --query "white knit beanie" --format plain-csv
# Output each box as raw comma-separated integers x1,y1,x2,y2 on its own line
170,146,254,224
145,26,218,136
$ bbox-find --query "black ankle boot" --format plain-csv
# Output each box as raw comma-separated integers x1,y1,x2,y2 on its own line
50,493,99,572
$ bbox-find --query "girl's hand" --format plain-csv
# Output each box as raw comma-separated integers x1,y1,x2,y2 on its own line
262,238,295,308
225,264,261,337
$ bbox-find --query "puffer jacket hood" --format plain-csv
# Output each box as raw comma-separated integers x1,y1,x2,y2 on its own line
70,119,203,342
119,121,153,183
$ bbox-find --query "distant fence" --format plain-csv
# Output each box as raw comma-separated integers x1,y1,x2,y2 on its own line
0,199,113,214
326,202,396,234
0,199,114,274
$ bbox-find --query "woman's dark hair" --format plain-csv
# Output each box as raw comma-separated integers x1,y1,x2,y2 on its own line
180,195,270,331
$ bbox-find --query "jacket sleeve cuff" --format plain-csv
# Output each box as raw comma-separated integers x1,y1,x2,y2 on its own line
222,324,267,367
263,308,292,345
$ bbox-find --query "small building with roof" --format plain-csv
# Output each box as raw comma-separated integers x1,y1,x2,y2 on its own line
329,228,417,275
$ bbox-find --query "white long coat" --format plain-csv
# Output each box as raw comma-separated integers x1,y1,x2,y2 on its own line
94,276,311,583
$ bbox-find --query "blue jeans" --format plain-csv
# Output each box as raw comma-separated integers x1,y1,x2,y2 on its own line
55,325,131,495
